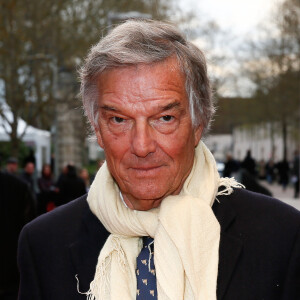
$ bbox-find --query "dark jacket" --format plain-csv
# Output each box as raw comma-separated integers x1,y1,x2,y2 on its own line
18,189,300,299
0,172,35,295
56,174,86,206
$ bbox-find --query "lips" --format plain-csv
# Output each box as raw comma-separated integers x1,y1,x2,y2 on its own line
131,166,161,171
128,165,164,176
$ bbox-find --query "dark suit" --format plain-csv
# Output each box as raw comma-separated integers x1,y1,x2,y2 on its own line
0,172,35,299
18,189,300,299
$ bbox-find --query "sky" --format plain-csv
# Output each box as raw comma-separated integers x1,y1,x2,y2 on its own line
176,0,281,96
178,0,277,36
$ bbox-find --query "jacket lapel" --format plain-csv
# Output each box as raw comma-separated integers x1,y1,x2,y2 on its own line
69,201,109,293
213,197,243,300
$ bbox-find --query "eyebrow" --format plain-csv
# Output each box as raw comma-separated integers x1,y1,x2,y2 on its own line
100,105,119,112
100,101,182,113
160,101,181,111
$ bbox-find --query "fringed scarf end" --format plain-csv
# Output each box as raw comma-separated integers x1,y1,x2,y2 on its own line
75,274,97,300
217,177,245,198
79,236,130,299
111,236,127,272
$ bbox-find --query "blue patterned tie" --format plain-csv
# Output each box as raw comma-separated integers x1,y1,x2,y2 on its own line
136,237,157,299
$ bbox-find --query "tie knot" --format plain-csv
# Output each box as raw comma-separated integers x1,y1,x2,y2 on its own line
143,236,154,248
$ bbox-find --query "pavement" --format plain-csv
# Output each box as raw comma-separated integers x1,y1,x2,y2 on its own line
259,180,300,211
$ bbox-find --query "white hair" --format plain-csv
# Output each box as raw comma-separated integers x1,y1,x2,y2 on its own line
80,19,214,133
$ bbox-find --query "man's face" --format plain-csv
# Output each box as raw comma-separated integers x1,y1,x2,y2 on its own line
7,163,18,173
95,57,202,210
25,163,35,175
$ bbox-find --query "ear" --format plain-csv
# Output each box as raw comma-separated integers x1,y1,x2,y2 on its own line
95,127,104,149
194,124,203,147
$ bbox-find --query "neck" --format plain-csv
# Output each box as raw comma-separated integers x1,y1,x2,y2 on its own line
122,193,164,211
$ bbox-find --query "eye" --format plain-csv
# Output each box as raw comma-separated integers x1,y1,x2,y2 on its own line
111,116,125,123
160,115,174,122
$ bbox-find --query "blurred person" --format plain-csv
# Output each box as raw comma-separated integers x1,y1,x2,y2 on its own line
238,168,272,197
292,150,300,198
56,164,86,206
50,154,55,174
241,149,256,177
223,153,240,178
258,159,266,180
265,158,276,184
79,168,91,192
55,163,69,194
23,148,36,166
0,171,35,300
56,164,69,186
276,159,290,191
20,162,36,195
18,20,300,299
4,157,18,175
20,162,37,214
37,164,58,214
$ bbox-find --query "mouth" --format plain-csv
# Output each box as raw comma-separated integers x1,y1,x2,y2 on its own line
129,165,164,176
132,165,161,170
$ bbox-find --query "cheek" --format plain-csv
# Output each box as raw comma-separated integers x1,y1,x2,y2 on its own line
101,132,131,169
158,129,195,158
158,138,194,173
98,123,123,151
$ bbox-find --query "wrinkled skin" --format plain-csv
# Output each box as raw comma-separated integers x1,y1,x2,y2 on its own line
95,57,202,210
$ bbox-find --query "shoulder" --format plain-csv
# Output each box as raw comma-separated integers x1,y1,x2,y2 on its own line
18,193,110,262
214,188,300,299
20,195,91,242
221,188,299,217
0,172,31,201
0,171,27,188
27,193,87,221
214,188,300,236
18,195,109,298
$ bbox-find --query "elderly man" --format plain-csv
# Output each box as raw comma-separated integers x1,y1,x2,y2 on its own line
5,157,18,175
18,20,300,300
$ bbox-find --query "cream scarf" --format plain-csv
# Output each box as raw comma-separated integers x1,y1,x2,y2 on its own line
85,141,242,300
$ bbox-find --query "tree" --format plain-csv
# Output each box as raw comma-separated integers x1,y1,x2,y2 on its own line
0,0,170,157
174,12,236,98
241,0,300,160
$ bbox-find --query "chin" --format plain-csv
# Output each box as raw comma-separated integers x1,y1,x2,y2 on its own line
131,187,167,201
124,185,172,210
137,202,163,211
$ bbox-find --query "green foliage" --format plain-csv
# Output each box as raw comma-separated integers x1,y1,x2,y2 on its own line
0,141,31,169
84,161,100,178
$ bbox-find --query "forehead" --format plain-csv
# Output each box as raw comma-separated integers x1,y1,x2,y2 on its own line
96,57,187,107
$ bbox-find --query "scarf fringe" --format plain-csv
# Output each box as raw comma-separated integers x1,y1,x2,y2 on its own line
87,258,111,300
217,177,245,198
82,236,128,300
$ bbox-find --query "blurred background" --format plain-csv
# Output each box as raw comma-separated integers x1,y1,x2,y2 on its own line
0,0,299,207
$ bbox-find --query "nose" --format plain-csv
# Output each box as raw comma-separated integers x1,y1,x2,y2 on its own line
131,120,156,157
